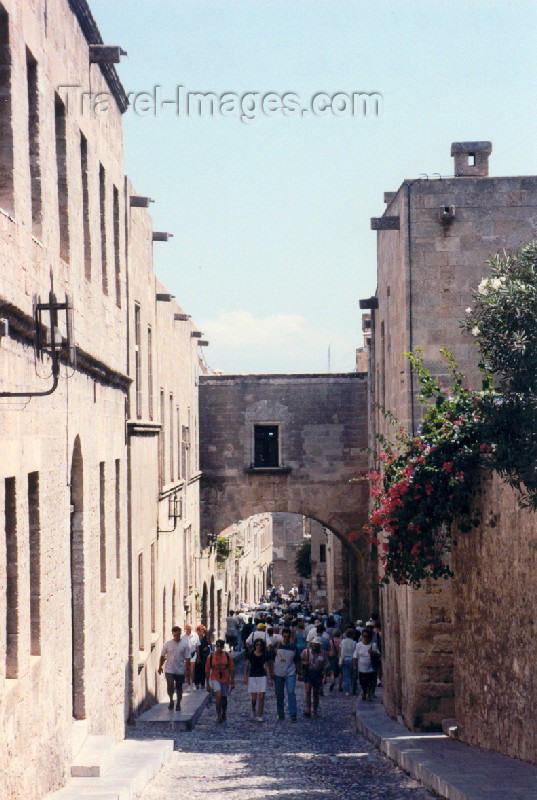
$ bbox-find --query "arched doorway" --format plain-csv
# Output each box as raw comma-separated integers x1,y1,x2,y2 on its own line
217,589,222,638
70,435,85,720
201,582,208,628
209,576,215,635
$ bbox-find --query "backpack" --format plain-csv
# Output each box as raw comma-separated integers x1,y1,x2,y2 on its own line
209,651,232,679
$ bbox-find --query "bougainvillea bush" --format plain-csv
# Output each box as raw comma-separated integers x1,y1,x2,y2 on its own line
363,350,490,588
363,240,537,588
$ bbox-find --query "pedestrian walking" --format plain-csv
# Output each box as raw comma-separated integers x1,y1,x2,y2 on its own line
353,627,380,701
194,625,210,689
158,626,191,711
339,627,357,695
243,638,272,722
272,627,299,721
183,623,200,688
205,638,235,722
225,610,240,651
301,637,328,718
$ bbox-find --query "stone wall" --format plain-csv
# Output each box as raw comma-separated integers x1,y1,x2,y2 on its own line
452,472,537,763
0,1,129,796
199,373,371,618
370,142,537,730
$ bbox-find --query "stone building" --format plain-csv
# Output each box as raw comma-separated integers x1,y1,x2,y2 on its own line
198,372,371,619
307,518,345,613
368,142,537,752
208,513,273,628
126,175,204,713
0,1,130,796
271,512,305,592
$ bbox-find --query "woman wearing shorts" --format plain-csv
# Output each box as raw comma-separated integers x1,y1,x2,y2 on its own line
205,639,235,723
243,638,272,722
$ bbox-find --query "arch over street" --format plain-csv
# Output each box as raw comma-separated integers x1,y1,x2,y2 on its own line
199,373,371,616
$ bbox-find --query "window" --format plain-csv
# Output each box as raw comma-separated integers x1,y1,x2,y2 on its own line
138,553,144,650
99,163,107,293
55,94,69,262
99,462,106,592
28,472,41,655
147,327,153,420
113,185,121,307
319,543,326,563
26,50,41,237
134,304,141,418
176,406,180,480
115,460,120,579
80,133,91,279
150,542,155,634
181,424,189,481
5,477,18,678
169,394,174,482
254,425,279,468
0,7,13,212
159,390,165,489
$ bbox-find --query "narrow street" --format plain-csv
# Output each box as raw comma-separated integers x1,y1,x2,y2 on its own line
135,674,435,800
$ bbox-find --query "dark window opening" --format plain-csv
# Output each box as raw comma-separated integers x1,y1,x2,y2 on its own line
254,425,279,468
80,133,91,279
26,50,41,237
55,94,69,262
0,7,14,213
319,543,326,563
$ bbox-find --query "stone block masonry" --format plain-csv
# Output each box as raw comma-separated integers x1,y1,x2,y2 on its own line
199,373,372,618
369,141,537,744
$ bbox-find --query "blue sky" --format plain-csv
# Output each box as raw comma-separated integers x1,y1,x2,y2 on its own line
90,0,537,373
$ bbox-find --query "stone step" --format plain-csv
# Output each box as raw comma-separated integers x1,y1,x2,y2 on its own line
71,720,90,762
45,739,173,800
136,687,209,731
70,735,116,777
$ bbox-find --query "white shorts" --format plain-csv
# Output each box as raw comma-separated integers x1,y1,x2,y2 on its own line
248,676,267,694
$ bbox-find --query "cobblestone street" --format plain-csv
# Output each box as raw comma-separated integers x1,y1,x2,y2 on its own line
134,675,435,800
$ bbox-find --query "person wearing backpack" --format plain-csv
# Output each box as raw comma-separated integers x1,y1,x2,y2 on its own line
205,639,235,723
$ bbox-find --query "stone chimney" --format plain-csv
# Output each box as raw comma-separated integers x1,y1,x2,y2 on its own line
451,141,492,177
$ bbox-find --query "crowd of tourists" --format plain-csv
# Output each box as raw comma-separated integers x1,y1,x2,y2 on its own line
158,583,382,725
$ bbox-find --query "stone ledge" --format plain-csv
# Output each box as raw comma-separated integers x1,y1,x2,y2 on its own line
244,466,292,475
355,691,537,800
136,687,210,732
45,738,173,800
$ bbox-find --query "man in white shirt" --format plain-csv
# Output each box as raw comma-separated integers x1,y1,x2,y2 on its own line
158,626,191,710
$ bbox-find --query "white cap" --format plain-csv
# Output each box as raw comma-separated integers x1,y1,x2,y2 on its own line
312,637,322,645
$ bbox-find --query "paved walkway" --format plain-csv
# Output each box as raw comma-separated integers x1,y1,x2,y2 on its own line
356,689,537,800
132,678,435,800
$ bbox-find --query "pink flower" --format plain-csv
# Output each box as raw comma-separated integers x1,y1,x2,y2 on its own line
442,462,453,473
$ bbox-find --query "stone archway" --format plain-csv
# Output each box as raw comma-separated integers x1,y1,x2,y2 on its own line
199,373,371,616
70,435,85,720
209,576,215,635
